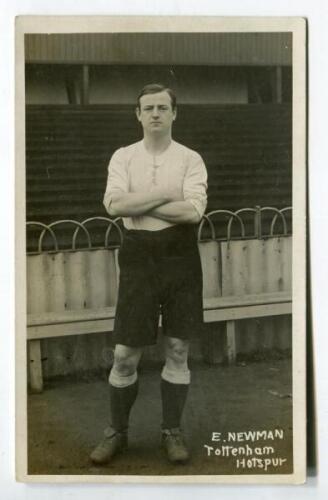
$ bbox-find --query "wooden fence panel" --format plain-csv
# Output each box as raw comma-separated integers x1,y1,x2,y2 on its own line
198,241,221,298
27,254,49,313
65,251,89,310
47,253,67,312
265,237,292,292
27,248,118,379
27,237,292,377
220,236,292,356
85,249,118,308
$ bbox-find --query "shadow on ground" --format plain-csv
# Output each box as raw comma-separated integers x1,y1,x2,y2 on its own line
28,358,293,476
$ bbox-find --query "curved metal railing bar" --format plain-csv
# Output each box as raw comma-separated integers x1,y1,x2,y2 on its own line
197,214,216,242
71,216,123,249
259,207,288,236
270,207,292,236
26,221,59,253
205,209,245,241
39,220,92,252
104,217,124,247
27,206,293,253
227,207,257,240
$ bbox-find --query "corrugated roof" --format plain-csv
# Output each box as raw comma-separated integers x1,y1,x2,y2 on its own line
25,33,292,66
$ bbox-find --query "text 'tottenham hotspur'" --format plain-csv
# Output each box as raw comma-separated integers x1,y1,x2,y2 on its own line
204,429,288,472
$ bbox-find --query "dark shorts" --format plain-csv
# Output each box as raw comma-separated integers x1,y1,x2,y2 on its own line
113,224,204,347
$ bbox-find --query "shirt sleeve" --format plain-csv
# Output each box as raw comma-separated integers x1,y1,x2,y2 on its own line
183,152,208,219
103,148,129,213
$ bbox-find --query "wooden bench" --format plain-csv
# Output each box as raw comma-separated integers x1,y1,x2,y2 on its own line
27,290,291,392
26,232,292,392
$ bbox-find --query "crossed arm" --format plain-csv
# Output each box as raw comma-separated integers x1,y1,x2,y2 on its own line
106,190,201,224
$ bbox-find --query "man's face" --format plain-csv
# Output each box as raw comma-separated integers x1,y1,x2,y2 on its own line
136,91,177,135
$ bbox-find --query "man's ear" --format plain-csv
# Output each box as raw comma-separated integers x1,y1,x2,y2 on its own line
135,107,141,122
173,108,177,121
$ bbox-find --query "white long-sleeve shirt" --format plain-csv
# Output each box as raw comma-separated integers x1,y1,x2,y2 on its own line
103,139,208,231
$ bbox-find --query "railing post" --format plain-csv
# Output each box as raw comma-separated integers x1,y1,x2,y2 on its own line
255,205,262,239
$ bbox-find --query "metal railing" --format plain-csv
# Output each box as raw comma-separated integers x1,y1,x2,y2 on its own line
26,206,292,253
198,205,292,242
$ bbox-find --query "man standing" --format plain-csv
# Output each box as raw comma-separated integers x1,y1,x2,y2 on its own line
90,83,207,465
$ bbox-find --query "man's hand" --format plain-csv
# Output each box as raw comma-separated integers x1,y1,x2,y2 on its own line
106,190,176,217
148,201,200,225
105,187,185,218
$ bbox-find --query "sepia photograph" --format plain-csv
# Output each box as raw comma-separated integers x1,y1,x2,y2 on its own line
15,16,306,483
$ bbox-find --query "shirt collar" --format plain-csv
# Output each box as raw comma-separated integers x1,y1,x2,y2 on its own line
140,139,174,166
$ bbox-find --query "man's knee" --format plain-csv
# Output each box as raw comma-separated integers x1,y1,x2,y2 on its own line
165,337,189,367
162,337,190,384
112,345,142,376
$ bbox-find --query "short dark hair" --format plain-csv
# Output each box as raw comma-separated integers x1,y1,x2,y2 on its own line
137,83,177,110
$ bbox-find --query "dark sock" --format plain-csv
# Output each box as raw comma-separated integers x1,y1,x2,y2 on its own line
161,378,189,430
109,380,138,433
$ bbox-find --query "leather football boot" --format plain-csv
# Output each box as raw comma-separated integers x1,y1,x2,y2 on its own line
90,426,128,465
161,428,190,464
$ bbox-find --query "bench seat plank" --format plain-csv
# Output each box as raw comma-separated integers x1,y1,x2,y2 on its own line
27,317,115,340
27,306,116,327
27,292,291,340
203,291,291,310
27,291,291,328
204,301,292,323
27,290,292,391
